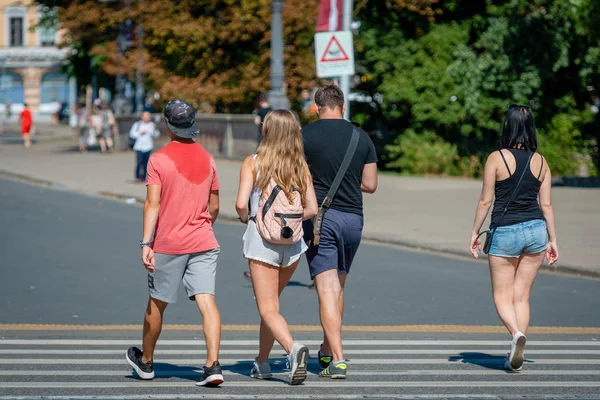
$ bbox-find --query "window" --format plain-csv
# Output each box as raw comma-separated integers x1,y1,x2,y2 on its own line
39,26,56,46
10,17,23,47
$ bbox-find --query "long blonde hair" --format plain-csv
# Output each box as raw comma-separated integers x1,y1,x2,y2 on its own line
255,109,311,205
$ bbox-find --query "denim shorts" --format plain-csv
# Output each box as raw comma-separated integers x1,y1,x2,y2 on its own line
243,220,308,267
488,219,548,258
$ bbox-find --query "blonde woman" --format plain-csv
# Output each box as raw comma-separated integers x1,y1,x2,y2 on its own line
236,109,318,385
470,104,559,371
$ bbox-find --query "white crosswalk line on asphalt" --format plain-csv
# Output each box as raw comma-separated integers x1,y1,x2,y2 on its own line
1,369,599,376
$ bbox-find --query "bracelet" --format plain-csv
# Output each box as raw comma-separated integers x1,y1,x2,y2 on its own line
238,217,248,224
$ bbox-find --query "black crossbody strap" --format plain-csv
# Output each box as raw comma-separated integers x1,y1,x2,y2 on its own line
494,151,533,227
321,127,360,208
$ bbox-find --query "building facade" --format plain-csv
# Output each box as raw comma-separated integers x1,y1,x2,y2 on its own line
0,0,73,118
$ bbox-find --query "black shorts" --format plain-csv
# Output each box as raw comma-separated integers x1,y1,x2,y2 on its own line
303,208,363,279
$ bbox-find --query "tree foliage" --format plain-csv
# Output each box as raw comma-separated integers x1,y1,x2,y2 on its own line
355,0,600,176
37,0,318,112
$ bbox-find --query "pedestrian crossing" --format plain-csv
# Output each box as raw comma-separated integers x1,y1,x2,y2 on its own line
0,336,599,399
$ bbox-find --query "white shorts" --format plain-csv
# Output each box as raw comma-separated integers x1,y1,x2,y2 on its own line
243,221,307,267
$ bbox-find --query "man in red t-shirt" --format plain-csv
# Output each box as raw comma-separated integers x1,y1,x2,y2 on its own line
20,104,33,148
126,100,224,387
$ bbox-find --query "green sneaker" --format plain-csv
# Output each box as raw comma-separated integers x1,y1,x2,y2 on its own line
318,346,332,369
319,361,347,379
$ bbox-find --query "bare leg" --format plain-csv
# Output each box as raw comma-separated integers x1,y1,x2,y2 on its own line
489,255,520,336
106,137,114,151
322,273,347,356
255,261,298,363
513,252,545,334
141,297,168,363
99,137,107,153
250,260,298,361
23,134,31,148
195,294,221,367
315,269,344,362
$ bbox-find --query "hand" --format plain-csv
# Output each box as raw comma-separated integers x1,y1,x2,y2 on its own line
142,246,156,272
546,240,559,265
469,232,481,258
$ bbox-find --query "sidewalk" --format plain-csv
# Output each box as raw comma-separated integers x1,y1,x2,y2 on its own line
0,139,598,276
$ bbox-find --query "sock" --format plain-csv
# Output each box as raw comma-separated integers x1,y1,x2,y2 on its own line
332,359,346,365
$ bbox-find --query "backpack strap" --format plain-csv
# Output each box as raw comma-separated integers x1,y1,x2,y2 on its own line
320,126,360,209
261,185,282,218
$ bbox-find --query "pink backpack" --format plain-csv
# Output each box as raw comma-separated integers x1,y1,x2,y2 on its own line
255,179,304,244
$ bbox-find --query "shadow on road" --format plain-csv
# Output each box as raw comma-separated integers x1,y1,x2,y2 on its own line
223,358,289,384
448,352,528,372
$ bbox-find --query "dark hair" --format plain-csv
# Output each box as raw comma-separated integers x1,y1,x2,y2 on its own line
23,103,28,107
314,85,344,110
501,104,537,152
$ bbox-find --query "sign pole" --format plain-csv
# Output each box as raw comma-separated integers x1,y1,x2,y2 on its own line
339,0,353,120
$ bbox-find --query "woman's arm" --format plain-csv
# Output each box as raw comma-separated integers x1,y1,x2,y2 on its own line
539,158,559,265
469,152,498,257
235,156,255,223
303,176,318,220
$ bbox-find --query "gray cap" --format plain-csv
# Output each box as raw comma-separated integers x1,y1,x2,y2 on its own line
164,99,199,138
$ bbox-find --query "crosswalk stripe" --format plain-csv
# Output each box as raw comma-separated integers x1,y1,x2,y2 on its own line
2,348,598,355
0,358,598,365
1,381,600,388
2,339,599,346
0,396,506,400
0,369,599,376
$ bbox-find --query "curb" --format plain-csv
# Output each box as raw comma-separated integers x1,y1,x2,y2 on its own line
2,171,599,280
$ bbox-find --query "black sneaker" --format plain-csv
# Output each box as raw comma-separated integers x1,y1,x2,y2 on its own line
125,346,154,380
195,361,224,387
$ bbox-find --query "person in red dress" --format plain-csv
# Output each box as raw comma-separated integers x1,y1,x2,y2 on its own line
20,104,33,148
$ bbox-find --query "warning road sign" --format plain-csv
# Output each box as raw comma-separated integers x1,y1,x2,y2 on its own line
315,31,355,78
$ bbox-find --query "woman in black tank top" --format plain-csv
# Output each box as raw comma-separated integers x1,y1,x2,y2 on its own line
469,104,559,372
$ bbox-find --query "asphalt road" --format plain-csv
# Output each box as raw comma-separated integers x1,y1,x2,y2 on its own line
1,177,600,399
0,176,599,327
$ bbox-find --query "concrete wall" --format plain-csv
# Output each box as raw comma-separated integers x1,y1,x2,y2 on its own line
116,113,258,160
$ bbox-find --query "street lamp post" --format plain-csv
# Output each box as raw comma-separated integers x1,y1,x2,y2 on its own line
267,0,289,110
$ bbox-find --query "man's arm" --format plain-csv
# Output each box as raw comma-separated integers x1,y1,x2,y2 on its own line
361,163,378,194
142,184,161,271
209,190,219,224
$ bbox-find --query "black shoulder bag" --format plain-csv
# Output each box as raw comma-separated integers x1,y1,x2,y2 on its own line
310,127,360,247
478,152,533,254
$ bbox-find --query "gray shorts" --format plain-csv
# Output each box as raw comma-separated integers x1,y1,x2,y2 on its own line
243,220,307,267
148,248,219,303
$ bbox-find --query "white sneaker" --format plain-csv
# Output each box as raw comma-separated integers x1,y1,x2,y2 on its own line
504,354,522,372
287,343,309,385
508,331,527,370
250,359,272,379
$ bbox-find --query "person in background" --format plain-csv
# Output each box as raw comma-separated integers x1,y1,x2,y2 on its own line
20,103,33,148
470,104,559,372
70,104,79,139
253,94,272,143
78,103,91,153
98,102,117,153
130,111,161,183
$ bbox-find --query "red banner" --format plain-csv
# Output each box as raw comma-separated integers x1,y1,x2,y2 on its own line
316,0,343,32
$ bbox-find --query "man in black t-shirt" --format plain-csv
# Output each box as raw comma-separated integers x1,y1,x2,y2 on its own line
302,85,378,379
